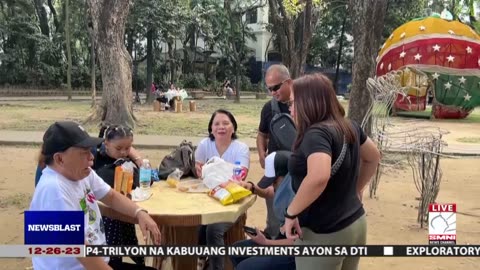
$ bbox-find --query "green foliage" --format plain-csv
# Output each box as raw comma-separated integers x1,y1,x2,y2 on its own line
180,73,207,89
382,0,427,39
308,1,352,68
283,0,323,16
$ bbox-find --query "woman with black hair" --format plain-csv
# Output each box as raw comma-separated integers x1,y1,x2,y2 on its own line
194,109,250,270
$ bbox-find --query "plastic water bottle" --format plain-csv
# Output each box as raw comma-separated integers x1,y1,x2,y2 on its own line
139,159,152,197
232,161,243,181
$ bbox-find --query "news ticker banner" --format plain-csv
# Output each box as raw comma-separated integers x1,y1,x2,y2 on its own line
2,245,480,257
0,245,84,257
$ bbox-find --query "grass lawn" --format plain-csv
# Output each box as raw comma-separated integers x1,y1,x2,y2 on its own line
0,98,479,139
0,99,267,138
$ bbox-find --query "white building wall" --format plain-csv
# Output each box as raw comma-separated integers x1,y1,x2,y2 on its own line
245,5,272,62
157,3,272,63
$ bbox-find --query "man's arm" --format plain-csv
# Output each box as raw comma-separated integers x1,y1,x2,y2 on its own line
100,189,161,244
256,131,268,169
257,103,271,169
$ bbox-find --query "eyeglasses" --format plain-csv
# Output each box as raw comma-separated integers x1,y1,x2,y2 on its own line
267,80,287,92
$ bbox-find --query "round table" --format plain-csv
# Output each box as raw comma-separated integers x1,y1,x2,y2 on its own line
137,181,256,270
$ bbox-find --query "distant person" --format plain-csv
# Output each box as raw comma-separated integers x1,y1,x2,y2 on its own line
223,80,235,98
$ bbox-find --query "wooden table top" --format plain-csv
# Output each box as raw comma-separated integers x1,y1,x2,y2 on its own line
136,181,256,226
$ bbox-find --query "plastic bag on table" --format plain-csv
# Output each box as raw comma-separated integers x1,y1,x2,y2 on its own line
166,168,183,188
201,157,235,189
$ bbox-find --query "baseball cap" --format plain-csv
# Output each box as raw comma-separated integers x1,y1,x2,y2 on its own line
257,151,292,189
42,121,104,155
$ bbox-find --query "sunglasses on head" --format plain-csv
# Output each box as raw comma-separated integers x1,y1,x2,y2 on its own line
267,80,287,92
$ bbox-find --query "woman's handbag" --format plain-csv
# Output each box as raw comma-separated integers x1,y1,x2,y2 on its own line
273,137,348,224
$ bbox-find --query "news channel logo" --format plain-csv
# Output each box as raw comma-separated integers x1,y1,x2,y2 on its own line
24,211,84,245
428,203,456,245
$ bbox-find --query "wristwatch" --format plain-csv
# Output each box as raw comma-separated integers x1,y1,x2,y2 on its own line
284,210,298,220
247,181,256,194
134,208,148,217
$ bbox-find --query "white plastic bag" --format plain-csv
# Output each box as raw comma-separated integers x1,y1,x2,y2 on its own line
201,157,235,189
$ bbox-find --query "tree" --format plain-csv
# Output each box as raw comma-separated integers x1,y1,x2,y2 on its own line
222,0,263,102
87,0,134,128
33,0,49,37
65,0,72,100
347,0,387,135
268,0,319,78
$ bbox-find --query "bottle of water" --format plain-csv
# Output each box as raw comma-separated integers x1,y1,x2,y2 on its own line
232,161,243,181
139,159,152,197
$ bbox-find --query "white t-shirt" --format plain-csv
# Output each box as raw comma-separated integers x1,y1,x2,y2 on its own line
30,166,111,270
195,138,250,169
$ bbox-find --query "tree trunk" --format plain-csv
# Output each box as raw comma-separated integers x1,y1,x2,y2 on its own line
126,30,135,57
268,0,316,78
168,41,175,84
334,13,347,94
65,0,72,101
348,0,387,136
90,27,96,108
33,0,49,37
47,0,60,33
145,29,154,103
87,0,134,128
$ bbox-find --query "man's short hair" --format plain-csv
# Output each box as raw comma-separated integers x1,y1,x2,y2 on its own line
266,64,291,81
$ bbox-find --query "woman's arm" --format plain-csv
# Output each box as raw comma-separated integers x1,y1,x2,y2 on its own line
357,138,381,200
286,152,331,217
195,161,204,179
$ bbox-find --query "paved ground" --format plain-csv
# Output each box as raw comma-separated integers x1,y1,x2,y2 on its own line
0,130,479,157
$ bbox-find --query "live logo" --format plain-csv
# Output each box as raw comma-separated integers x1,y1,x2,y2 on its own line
429,203,456,212
428,203,457,245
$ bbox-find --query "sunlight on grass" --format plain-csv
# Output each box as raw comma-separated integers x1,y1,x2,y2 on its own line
0,99,267,138
1,99,480,139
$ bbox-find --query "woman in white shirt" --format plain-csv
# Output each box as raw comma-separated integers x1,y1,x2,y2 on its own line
195,109,250,270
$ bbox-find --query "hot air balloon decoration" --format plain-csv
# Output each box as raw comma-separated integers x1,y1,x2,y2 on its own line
376,16,480,119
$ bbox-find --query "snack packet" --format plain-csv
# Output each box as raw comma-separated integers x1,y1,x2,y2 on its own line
166,168,183,188
114,161,135,197
208,181,252,206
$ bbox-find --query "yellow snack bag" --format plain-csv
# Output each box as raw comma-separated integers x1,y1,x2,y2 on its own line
208,181,252,206
224,182,251,201
209,186,235,205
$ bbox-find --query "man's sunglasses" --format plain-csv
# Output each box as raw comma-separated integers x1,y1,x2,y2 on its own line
267,80,287,92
